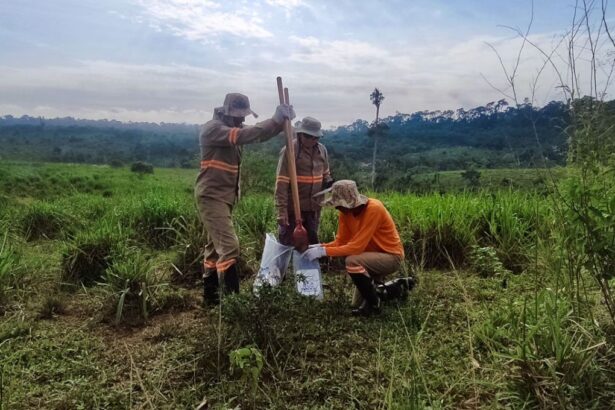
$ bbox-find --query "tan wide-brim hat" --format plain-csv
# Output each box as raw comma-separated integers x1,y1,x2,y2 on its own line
314,180,368,208
222,93,258,118
295,116,323,137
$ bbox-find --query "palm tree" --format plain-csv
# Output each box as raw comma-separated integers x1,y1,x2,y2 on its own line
369,88,385,189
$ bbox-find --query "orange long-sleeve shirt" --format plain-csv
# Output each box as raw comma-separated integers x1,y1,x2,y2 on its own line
323,199,404,258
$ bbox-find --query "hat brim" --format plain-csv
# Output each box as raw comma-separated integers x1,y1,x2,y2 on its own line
227,108,258,118
313,188,368,208
295,127,323,137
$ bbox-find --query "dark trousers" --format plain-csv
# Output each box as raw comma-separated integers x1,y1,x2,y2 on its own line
278,211,320,246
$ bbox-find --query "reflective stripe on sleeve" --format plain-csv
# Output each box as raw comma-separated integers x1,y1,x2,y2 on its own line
200,160,239,173
296,175,324,184
276,176,290,184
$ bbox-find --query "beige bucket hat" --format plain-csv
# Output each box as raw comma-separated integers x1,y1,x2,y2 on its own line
221,93,258,118
315,180,368,208
295,116,323,137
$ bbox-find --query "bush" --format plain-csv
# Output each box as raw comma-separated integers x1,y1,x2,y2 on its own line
17,202,76,241
130,161,154,174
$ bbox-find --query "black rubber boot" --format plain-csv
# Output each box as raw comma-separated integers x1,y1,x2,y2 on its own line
221,264,240,295
377,276,416,301
203,268,219,306
350,274,381,317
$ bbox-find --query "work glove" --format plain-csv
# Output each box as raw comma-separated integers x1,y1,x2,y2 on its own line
272,104,296,124
302,245,326,261
277,214,289,226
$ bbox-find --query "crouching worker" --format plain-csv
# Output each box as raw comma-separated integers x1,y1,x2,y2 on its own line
301,180,414,316
196,93,295,305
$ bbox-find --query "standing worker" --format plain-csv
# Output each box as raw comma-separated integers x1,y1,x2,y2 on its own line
196,93,295,305
302,180,414,316
275,116,333,246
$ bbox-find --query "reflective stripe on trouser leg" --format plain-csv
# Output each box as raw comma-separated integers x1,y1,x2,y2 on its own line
345,252,402,280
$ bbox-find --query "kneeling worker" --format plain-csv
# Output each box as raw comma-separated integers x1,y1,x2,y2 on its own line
302,180,414,316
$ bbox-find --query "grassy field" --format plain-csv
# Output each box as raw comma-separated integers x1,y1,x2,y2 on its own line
0,161,613,409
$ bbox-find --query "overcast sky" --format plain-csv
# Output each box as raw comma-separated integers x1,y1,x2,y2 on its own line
1,0,614,127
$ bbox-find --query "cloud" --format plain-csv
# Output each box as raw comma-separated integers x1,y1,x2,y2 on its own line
137,0,273,42
289,36,388,70
265,0,305,10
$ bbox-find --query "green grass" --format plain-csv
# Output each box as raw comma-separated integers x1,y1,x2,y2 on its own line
0,161,613,409
413,167,567,193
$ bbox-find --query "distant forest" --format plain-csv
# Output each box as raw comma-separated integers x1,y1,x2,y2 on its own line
0,99,587,187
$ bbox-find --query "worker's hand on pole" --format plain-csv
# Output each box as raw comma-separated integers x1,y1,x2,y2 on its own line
272,104,296,124
301,245,326,261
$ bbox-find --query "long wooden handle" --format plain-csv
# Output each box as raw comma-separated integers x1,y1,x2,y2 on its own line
276,77,302,222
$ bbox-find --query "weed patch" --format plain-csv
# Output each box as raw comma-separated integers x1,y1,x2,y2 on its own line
61,223,126,287
17,202,77,241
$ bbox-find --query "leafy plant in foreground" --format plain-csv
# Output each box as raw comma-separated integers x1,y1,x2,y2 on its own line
103,250,162,325
468,245,510,278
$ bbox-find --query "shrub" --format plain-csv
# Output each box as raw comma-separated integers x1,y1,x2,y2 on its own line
130,161,154,174
17,202,76,241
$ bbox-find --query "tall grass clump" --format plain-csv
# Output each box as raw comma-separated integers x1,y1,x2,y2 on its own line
474,289,615,408
382,191,548,271
102,250,163,325
61,222,127,287
234,195,276,269
0,231,22,312
0,194,9,215
169,214,205,287
17,201,77,241
383,193,478,268
122,194,187,249
555,168,615,324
